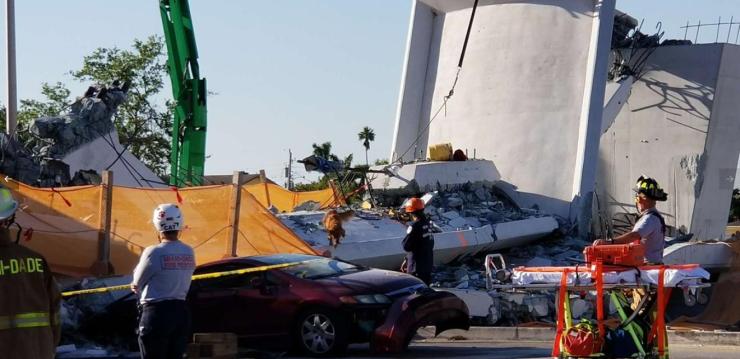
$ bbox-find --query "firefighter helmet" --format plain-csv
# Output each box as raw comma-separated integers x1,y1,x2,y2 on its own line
634,176,668,201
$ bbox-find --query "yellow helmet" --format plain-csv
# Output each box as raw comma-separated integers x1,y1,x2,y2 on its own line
0,187,18,220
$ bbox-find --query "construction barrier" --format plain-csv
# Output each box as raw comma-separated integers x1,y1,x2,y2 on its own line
3,174,320,278
244,182,342,213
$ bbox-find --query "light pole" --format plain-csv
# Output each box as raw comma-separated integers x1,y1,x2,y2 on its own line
5,0,17,135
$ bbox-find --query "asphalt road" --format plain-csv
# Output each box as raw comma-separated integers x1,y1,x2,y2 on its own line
284,341,740,359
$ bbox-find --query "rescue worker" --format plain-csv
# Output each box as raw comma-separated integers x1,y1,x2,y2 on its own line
0,187,61,359
401,197,435,285
131,204,195,359
594,176,668,264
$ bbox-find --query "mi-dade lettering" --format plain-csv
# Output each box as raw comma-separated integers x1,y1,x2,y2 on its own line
0,257,44,276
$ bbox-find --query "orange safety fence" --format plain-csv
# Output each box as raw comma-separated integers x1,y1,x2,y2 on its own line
5,180,102,277
244,183,343,212
4,177,318,278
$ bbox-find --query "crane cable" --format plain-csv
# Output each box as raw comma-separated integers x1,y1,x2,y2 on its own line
392,0,480,165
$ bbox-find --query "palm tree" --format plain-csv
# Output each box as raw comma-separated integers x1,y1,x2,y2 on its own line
357,127,375,166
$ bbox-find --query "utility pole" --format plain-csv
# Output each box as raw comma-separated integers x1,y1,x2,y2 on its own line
5,0,17,135
287,149,293,190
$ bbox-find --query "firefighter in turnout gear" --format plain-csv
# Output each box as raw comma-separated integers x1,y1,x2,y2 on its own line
594,175,668,263
0,187,62,359
401,197,435,285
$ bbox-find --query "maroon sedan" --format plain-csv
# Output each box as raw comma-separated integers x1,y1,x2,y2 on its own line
188,254,470,356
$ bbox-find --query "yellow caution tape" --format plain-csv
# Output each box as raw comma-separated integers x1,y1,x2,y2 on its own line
62,259,319,298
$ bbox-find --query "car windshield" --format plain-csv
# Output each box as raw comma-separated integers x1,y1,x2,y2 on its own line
280,258,364,280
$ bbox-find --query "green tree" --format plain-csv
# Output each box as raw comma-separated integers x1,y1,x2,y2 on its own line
374,158,389,166
357,126,375,166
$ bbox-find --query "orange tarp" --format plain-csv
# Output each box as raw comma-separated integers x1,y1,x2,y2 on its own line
4,178,318,277
244,183,340,212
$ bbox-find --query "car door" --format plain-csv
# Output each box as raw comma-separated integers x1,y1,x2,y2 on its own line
189,264,282,339
229,270,287,338
188,264,244,334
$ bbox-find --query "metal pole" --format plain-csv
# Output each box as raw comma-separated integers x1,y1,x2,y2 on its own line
727,17,733,43
716,17,721,43
288,149,293,190
5,0,17,135
695,20,701,43
683,20,689,40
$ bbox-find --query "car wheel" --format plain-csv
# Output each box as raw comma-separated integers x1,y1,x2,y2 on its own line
295,308,348,357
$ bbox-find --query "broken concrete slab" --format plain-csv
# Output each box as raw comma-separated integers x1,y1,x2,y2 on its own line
370,160,501,193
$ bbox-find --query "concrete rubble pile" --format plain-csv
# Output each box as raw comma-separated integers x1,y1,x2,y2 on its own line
58,276,139,357
417,182,550,231
0,81,128,187
282,181,550,244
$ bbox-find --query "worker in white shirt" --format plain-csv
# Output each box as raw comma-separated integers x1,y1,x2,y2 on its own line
131,204,195,359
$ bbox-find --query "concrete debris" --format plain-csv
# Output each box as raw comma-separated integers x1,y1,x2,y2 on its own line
292,200,322,212
506,235,588,267
412,182,543,232
492,291,554,324
526,257,553,267
442,211,461,220
464,217,481,228
60,275,137,352
0,82,129,187
447,196,464,208
429,232,594,325
437,288,495,318
447,216,468,229
433,265,487,290
570,297,594,320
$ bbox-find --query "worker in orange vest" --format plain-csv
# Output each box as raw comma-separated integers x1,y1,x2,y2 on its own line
0,187,61,358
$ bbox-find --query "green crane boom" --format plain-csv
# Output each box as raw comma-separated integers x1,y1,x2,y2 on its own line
159,0,207,187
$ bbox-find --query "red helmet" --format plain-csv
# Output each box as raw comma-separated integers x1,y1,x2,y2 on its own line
404,197,425,213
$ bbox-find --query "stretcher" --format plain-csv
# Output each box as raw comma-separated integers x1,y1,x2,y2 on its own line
484,254,711,359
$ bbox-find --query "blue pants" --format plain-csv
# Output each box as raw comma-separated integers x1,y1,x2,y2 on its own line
138,300,190,359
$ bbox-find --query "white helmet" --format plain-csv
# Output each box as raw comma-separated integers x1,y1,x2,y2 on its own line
152,203,183,232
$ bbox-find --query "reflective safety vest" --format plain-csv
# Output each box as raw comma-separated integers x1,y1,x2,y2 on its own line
0,311,54,330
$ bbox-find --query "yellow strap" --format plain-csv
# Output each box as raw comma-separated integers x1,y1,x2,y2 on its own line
0,312,51,330
62,259,320,298
14,312,49,320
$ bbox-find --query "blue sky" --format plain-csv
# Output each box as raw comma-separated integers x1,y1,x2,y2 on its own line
1,0,738,184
